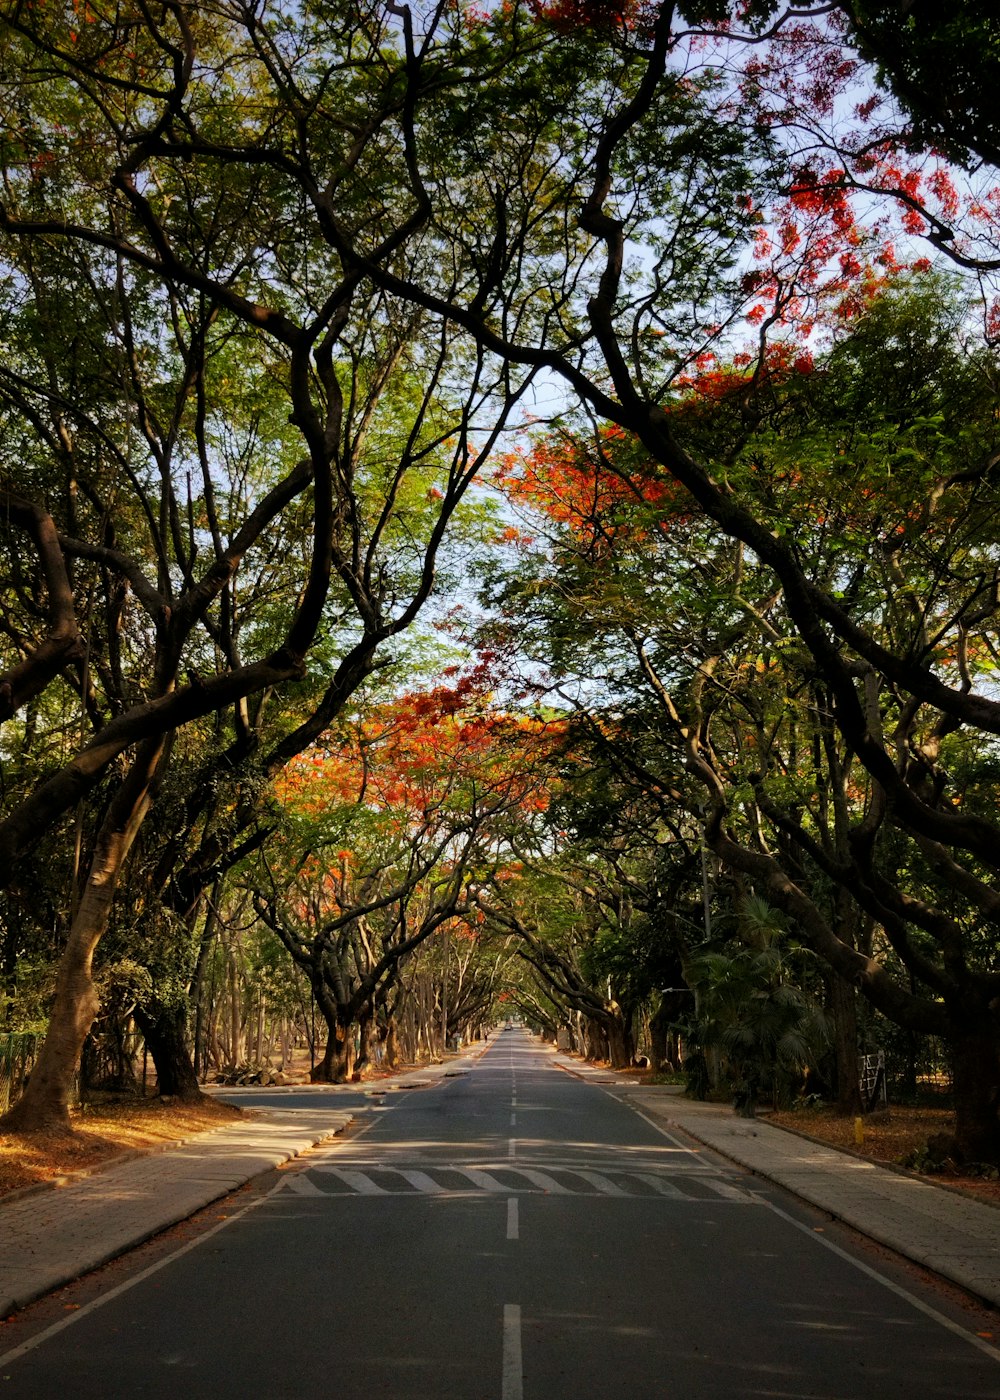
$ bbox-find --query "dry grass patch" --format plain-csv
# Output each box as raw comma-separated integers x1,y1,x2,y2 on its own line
0,1096,245,1200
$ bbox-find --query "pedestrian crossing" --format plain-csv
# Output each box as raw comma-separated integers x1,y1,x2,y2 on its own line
278,1160,756,1203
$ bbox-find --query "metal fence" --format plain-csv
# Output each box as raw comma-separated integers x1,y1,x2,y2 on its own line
0,1032,40,1112
858,1049,888,1113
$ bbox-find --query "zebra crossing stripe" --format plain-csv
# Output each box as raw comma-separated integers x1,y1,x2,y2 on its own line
283,1162,754,1200
458,1168,509,1192
509,1168,572,1194
628,1172,687,1198
570,1170,628,1196
324,1169,390,1194
700,1178,750,1201
281,1174,326,1196
398,1169,447,1194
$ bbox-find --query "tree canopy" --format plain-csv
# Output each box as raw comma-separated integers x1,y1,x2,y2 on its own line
2,0,1000,1159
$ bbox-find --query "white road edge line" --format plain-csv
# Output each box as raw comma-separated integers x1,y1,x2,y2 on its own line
0,1174,281,1371
507,1197,519,1240
502,1303,523,1400
0,1116,381,1373
762,1198,1000,1364
613,1085,999,1361
607,1094,707,1157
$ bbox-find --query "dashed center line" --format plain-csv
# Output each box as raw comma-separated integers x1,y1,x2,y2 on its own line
502,1304,523,1400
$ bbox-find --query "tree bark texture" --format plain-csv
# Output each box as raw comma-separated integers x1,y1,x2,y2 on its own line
134,1004,204,1101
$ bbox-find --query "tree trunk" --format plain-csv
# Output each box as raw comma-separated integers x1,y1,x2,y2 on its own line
1,741,164,1133
949,1018,1000,1165
583,1018,607,1062
135,1004,203,1101
228,956,241,1066
649,1003,674,1072
829,972,863,1115
383,1017,400,1069
311,1011,354,1084
605,1013,634,1070
354,1011,373,1081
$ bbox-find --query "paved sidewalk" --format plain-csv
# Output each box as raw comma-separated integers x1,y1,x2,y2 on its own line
550,1047,1000,1309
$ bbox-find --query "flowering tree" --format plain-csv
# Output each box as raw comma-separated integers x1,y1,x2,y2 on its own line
248,678,558,1080
483,270,1000,1149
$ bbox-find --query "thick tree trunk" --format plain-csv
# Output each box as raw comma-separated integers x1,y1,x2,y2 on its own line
829,972,863,1115
354,1012,373,1081
949,1019,1000,1165
649,1002,680,1072
605,1014,634,1070
311,1015,354,1083
583,1018,607,1062
2,758,163,1133
2,923,102,1131
134,1004,203,1101
382,1017,400,1069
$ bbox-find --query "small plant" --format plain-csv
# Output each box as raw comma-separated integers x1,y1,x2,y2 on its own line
793,1091,826,1110
900,1132,957,1174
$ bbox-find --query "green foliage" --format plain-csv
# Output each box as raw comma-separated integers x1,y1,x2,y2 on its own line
686,899,830,1115
843,2,1000,168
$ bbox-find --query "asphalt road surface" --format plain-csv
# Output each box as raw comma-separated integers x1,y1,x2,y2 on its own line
3,1029,999,1398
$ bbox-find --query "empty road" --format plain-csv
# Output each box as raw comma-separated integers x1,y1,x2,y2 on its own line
2,1029,998,1398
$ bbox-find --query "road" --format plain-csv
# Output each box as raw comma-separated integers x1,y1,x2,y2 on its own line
3,1029,999,1397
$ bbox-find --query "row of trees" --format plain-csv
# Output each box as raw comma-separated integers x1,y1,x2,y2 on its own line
2,0,1000,1159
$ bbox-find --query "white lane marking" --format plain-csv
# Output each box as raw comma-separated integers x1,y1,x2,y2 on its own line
570,1169,628,1196
507,1198,519,1240
0,1174,281,1370
510,1112,517,1127
508,1138,517,1158
701,1178,750,1201
613,1082,998,1355
613,1100,708,1156
763,1198,1000,1364
0,1112,387,1372
280,1174,326,1196
502,1304,523,1400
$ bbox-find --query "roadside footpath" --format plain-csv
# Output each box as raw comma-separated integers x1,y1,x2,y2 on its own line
550,1046,1000,1310
0,1053,476,1321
